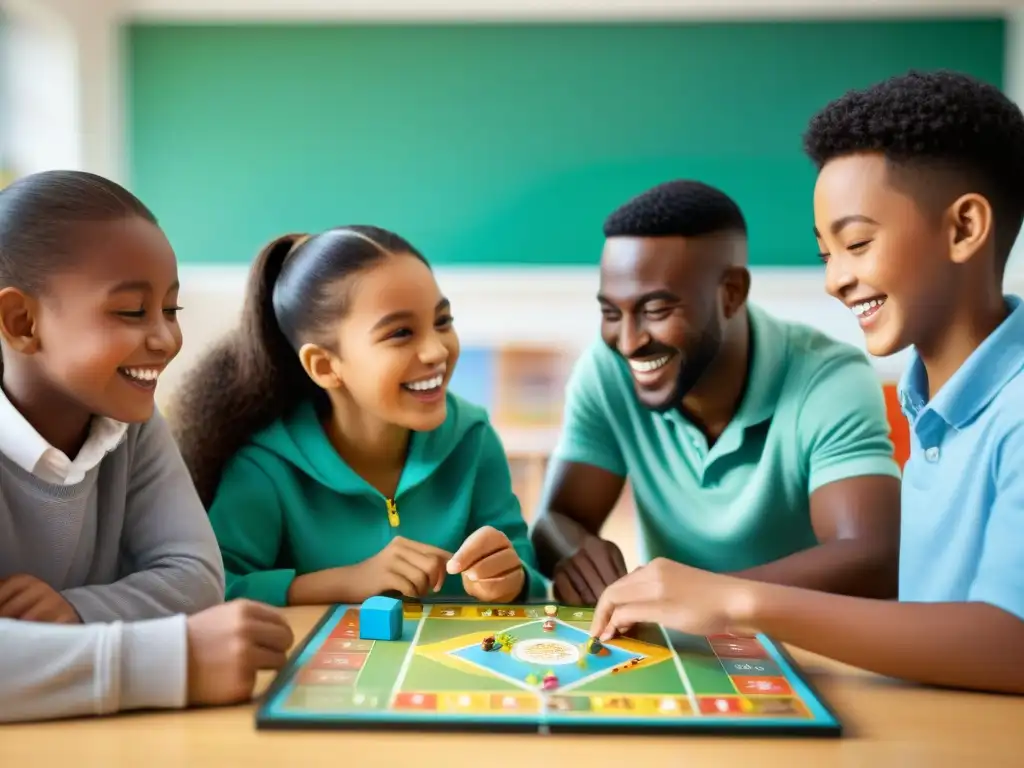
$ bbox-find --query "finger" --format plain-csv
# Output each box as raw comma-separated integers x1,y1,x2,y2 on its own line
247,617,297,653
590,575,664,639
237,600,293,627
553,571,584,605
386,563,428,598
394,555,433,596
447,527,506,574
0,586,42,619
462,547,520,582
0,576,32,610
607,543,630,580
245,645,290,671
471,571,522,602
398,548,447,593
19,599,62,623
566,556,603,605
398,538,453,561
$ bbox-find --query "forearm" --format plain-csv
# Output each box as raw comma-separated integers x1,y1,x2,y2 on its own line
0,615,188,723
747,586,1024,694
63,552,225,622
732,538,898,598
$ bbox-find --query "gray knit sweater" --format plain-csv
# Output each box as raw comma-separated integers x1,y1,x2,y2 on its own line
0,410,225,722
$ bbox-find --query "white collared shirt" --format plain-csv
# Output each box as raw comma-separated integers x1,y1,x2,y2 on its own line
0,386,128,485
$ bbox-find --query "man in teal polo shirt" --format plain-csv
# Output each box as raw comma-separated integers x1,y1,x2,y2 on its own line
530,179,902,605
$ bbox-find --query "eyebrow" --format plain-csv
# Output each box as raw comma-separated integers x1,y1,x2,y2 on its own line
108,279,180,295
597,289,681,307
371,298,450,332
813,214,880,238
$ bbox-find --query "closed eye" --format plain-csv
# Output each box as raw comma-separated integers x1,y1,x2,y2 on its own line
848,240,872,252
435,313,454,329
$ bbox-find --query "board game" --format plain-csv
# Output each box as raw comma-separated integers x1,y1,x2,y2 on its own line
256,601,842,736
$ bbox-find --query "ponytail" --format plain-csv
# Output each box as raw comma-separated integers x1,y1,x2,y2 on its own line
171,224,427,507
170,233,325,507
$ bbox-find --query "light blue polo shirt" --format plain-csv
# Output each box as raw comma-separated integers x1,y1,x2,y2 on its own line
552,303,901,572
898,294,1024,620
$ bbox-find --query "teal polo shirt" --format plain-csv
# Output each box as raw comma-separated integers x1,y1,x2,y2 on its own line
552,303,901,572
898,295,1024,620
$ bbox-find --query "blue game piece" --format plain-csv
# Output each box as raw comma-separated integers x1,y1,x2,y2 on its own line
359,596,403,641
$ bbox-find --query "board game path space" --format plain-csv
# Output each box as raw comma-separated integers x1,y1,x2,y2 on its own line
256,601,842,736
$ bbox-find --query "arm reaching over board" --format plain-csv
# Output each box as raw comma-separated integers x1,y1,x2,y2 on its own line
531,460,629,605
589,559,1024,695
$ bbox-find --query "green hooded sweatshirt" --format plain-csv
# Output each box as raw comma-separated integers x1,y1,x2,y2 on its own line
207,393,548,606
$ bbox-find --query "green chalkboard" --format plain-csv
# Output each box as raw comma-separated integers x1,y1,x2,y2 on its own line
126,20,1005,266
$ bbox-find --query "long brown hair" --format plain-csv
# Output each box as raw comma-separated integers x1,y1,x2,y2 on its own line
170,226,426,507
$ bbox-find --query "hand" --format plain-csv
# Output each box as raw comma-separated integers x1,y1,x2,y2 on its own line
352,536,452,599
0,574,81,623
552,534,628,606
447,526,524,603
589,558,758,641
186,599,294,707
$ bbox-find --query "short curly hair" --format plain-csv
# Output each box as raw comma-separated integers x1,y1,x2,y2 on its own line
803,69,1024,267
603,179,747,239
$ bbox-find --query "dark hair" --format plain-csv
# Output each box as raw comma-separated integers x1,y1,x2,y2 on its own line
0,170,156,374
803,69,1024,268
0,170,156,293
171,225,427,507
603,180,747,239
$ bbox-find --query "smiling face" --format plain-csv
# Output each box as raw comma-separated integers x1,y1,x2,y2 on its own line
598,235,736,411
0,215,183,424
306,252,459,432
813,152,956,357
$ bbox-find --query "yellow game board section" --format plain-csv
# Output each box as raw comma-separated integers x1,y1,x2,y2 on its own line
415,631,504,678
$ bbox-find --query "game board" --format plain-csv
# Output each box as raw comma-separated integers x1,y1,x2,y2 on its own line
256,601,842,735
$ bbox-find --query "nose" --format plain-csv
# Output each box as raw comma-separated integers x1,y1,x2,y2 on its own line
419,333,450,366
824,254,856,300
146,315,179,357
618,316,649,357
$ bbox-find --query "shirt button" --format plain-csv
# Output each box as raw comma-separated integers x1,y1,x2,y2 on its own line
924,447,940,462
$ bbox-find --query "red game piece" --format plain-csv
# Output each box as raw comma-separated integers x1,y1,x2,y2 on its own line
542,673,559,691
542,619,555,632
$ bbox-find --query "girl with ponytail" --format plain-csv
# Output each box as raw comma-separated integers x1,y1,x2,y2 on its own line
171,226,546,606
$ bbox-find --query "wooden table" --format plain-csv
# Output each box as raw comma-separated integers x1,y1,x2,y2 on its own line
2,606,1021,767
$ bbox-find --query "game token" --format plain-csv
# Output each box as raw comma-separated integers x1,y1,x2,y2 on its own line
542,673,559,691
544,605,557,617
586,636,603,654
542,619,555,632
481,636,495,651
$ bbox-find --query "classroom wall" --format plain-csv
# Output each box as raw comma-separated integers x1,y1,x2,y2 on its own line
3,0,1024,488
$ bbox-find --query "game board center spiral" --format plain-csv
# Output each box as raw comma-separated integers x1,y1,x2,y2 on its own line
511,638,581,666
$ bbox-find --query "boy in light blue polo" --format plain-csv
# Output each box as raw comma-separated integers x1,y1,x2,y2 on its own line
530,180,903,605
589,71,1024,695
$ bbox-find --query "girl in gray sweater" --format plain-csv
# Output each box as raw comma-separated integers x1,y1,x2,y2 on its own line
0,170,290,721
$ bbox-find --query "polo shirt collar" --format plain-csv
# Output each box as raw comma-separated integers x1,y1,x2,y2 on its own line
663,302,784,439
898,294,1024,428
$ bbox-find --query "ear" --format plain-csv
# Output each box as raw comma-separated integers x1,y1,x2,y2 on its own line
946,193,993,265
0,287,41,354
298,342,342,391
718,266,751,320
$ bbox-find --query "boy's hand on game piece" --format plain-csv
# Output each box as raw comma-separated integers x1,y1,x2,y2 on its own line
447,526,525,603
0,574,81,623
359,536,452,598
552,534,628,606
186,599,294,707
589,559,757,640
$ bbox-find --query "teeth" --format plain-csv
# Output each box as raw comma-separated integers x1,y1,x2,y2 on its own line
122,368,160,382
629,356,670,373
852,298,886,317
404,375,443,391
